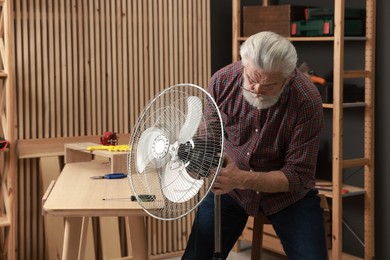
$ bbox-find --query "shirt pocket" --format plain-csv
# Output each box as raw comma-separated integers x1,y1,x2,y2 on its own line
221,112,249,146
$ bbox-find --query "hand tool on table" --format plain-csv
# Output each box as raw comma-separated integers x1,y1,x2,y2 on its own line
102,194,156,201
86,144,130,152
90,173,127,179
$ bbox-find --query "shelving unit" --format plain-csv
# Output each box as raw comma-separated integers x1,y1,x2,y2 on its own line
232,0,375,259
0,0,16,259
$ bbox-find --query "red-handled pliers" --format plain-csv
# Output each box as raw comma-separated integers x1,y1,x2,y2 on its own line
90,173,127,179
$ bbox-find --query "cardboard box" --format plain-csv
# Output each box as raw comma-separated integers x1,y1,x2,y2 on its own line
243,5,306,37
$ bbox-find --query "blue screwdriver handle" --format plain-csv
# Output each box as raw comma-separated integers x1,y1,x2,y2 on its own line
104,173,127,179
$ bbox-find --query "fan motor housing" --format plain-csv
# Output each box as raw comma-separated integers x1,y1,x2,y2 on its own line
152,134,170,159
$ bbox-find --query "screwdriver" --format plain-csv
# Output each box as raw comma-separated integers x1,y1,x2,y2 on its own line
90,173,127,179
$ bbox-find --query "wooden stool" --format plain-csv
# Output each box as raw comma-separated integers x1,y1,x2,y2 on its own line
250,214,271,260
250,194,329,260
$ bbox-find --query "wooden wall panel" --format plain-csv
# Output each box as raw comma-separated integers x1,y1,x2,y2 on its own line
13,0,210,259
14,0,210,139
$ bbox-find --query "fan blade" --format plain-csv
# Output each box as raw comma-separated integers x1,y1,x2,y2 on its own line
161,162,204,203
137,127,165,173
177,96,202,144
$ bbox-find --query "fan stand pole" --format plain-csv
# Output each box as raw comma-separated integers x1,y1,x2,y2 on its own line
213,194,223,260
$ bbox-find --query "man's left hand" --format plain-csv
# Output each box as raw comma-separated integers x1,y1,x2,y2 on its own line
212,154,243,195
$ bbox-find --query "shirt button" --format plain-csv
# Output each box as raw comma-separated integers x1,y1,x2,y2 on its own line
255,129,259,132
246,152,250,156
256,191,260,194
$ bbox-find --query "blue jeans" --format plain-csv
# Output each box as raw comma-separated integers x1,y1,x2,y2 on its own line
182,190,328,260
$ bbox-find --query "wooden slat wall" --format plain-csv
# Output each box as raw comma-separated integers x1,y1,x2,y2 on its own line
13,0,210,259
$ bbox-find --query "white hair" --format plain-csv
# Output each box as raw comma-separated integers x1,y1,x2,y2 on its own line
240,31,297,78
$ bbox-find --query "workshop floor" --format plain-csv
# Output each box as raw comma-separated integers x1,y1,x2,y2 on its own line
163,241,287,260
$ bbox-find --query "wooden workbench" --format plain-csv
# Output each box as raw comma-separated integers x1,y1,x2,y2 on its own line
43,159,148,260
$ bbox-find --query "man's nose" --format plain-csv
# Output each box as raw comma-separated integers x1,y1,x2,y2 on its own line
253,84,266,95
252,83,260,92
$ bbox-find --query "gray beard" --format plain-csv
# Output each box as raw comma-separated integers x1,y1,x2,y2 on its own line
243,89,282,109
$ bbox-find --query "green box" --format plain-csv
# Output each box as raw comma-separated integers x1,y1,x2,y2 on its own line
291,19,364,36
305,8,365,21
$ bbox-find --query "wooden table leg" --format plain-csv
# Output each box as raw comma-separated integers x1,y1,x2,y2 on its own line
62,217,82,260
40,156,64,260
100,216,122,259
78,217,90,260
127,216,148,260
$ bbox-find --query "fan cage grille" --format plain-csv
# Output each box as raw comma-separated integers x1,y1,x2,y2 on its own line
128,84,224,220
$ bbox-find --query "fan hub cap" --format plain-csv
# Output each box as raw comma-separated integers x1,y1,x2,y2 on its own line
152,135,170,159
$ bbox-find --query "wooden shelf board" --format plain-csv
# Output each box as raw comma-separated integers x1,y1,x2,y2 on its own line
237,36,366,42
323,102,366,109
328,250,363,260
343,158,370,168
289,36,335,41
17,134,131,159
316,180,365,198
343,70,371,78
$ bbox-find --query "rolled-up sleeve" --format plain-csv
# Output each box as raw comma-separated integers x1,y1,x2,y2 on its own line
281,98,324,191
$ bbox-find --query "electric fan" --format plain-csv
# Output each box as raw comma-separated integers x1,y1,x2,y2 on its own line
128,83,225,259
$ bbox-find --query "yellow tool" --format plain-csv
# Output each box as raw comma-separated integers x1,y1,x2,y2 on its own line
87,145,130,152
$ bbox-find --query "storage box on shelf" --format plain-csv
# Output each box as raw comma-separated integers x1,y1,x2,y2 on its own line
291,8,365,37
243,5,365,38
291,19,364,36
243,5,305,37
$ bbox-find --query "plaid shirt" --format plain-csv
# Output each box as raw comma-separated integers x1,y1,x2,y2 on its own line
208,61,323,216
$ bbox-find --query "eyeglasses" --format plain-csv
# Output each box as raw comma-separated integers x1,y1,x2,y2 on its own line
242,69,285,95
240,83,279,95
241,77,286,96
